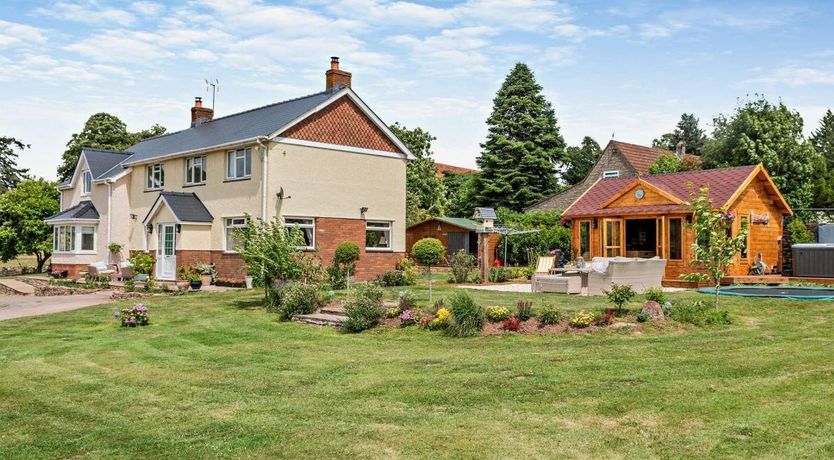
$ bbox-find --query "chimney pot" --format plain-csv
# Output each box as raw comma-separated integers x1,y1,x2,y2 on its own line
325,56,351,91
191,96,213,126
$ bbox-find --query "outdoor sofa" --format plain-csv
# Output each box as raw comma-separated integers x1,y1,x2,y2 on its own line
586,256,666,296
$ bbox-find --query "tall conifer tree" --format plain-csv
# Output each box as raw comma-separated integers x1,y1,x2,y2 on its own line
474,63,565,211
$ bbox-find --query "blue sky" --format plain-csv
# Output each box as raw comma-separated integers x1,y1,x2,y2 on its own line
1,0,833,180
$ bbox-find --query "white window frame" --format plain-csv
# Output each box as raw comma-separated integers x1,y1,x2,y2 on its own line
602,170,620,178
284,217,315,250
225,217,248,253
185,155,207,185
147,163,164,190
365,221,392,251
226,148,252,180
82,170,92,195
52,224,96,254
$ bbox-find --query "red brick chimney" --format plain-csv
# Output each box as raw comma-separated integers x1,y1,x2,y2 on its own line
191,96,213,126
325,56,351,91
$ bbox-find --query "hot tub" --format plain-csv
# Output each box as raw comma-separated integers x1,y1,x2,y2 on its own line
792,243,834,278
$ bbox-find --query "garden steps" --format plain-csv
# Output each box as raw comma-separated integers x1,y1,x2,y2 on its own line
293,312,346,327
0,279,36,296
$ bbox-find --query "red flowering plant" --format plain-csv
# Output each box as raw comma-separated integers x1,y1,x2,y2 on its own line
502,316,522,332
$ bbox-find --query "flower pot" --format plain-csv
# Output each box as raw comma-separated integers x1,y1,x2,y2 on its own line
245,276,254,289
176,280,189,289
200,275,212,286
190,280,202,290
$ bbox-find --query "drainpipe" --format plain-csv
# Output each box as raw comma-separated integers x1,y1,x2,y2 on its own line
256,136,269,221
107,181,113,263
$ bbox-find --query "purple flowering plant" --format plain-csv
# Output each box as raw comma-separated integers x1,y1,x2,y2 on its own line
120,303,150,327
398,309,419,327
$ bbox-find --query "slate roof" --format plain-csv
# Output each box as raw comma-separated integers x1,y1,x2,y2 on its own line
45,200,99,222
473,207,498,220
144,192,213,224
122,90,335,165
83,148,132,180
609,140,702,175
562,165,760,219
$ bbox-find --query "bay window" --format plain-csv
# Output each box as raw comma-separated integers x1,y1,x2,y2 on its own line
52,224,96,253
147,163,164,189
226,148,251,180
285,217,315,250
185,156,206,185
365,221,391,250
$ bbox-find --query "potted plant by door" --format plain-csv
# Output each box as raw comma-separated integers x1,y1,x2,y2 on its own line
176,267,190,289
188,274,202,290
195,263,216,286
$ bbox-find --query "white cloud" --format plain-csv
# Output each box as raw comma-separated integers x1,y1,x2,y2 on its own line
0,20,48,47
553,23,629,42
540,46,575,66
34,1,136,27
388,26,499,75
747,66,834,87
64,31,175,62
638,5,801,39
131,1,163,17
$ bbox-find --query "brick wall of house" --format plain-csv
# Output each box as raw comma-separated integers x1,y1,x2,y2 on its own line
315,216,403,280
50,263,88,279
282,97,401,153
176,250,247,282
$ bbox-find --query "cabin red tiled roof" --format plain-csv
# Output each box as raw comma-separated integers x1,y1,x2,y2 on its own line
610,140,702,175
435,162,476,176
562,164,760,219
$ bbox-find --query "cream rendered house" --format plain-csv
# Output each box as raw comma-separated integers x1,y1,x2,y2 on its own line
49,58,413,282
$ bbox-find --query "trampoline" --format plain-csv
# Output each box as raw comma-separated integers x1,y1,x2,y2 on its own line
698,285,834,300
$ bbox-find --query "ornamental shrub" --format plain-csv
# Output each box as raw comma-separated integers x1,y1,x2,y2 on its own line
398,309,419,327
604,283,636,315
644,287,665,304
341,282,384,333
375,270,409,287
502,316,522,332
119,303,149,327
485,306,511,322
787,217,814,245
537,305,561,326
488,267,507,283
128,252,155,275
398,290,417,310
423,307,451,330
385,305,402,318
445,291,484,337
412,237,445,301
271,282,322,321
395,258,418,285
326,265,347,290
636,311,650,323
569,310,597,328
448,249,476,283
334,241,361,266
516,300,533,321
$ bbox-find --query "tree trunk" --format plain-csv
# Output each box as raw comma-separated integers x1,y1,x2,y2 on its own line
714,283,720,309
36,252,48,273
427,265,433,303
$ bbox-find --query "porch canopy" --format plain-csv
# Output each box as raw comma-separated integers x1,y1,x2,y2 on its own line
142,191,213,225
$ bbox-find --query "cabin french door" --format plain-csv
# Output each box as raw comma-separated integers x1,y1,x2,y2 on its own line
602,219,623,257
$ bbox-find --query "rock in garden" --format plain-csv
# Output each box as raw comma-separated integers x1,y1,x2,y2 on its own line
641,301,664,320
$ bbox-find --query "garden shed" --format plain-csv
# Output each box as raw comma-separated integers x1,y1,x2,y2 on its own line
561,164,793,280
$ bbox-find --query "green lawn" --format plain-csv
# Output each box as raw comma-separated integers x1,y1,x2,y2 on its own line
1,282,833,459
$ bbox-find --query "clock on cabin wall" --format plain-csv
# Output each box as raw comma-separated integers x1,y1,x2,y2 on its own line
635,188,645,200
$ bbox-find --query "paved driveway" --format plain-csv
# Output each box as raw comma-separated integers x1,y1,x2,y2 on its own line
0,291,115,321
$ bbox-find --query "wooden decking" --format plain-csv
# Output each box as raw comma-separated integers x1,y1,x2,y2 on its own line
662,275,834,288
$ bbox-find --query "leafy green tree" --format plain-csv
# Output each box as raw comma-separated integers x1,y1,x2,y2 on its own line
442,170,477,217
561,136,601,185
810,109,834,207
679,187,749,309
652,113,708,154
411,237,445,302
648,154,682,174
389,123,447,225
0,137,30,192
474,63,566,211
235,216,303,304
58,113,167,181
0,178,59,272
702,97,820,212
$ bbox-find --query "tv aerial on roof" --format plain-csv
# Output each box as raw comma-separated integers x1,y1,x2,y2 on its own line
205,78,220,110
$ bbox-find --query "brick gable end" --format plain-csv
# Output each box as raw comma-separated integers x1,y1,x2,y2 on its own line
283,96,401,153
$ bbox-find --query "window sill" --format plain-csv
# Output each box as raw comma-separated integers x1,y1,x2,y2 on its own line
144,188,163,193
183,182,206,188
53,250,97,255
366,248,393,252
224,177,251,183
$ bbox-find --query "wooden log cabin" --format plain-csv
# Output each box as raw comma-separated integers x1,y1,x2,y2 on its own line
560,164,793,280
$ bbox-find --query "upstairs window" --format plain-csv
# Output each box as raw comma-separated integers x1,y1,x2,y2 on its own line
82,170,92,195
602,170,620,178
147,163,164,190
185,155,207,185
285,217,315,250
226,148,252,180
366,221,391,250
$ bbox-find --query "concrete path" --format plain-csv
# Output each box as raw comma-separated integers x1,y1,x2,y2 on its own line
0,291,115,321
0,279,36,295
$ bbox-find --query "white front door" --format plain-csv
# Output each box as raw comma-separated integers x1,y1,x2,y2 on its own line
156,223,176,280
